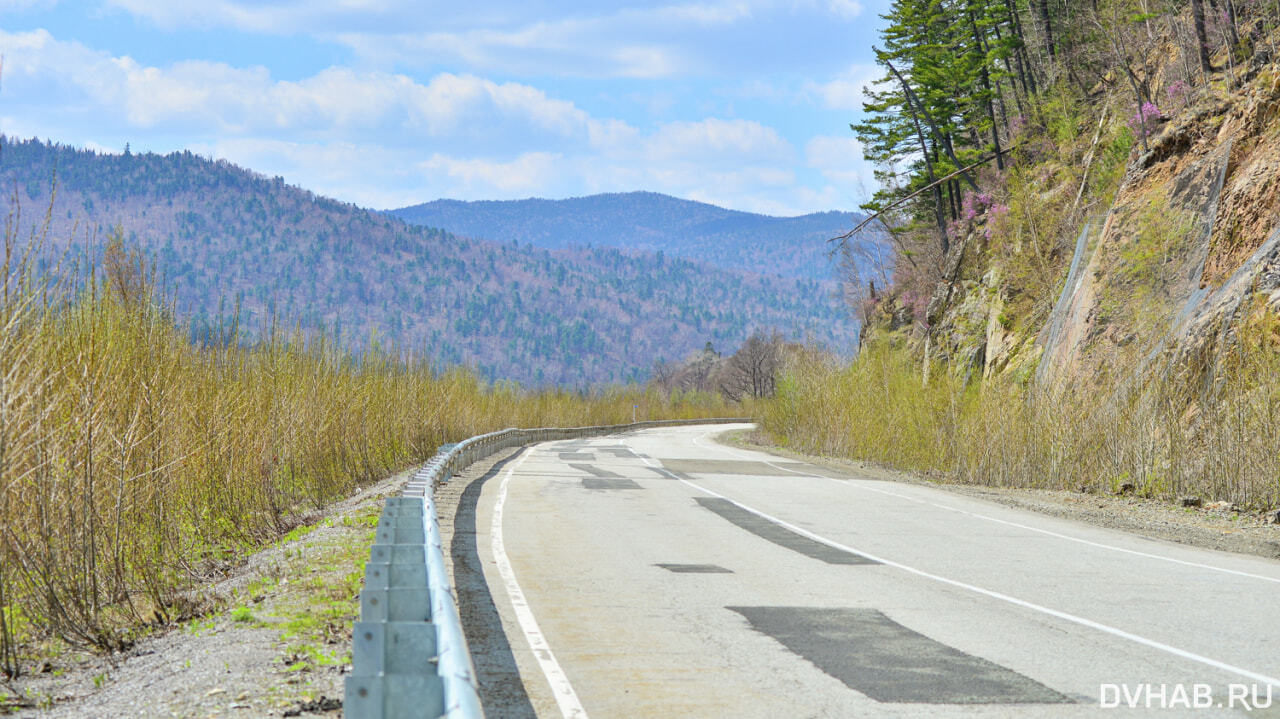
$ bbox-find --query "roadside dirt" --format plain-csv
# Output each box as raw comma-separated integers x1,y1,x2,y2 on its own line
719,429,1280,561
4,468,413,719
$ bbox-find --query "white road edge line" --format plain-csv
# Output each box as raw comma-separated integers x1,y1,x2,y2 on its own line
693,431,1280,586
675,431,1280,688
491,447,590,719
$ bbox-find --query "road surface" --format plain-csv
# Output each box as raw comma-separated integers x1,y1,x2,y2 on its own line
448,423,1280,718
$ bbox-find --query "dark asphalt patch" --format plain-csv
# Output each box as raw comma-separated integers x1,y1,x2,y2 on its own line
644,467,683,480
558,452,596,460
581,477,643,490
599,448,638,458
728,607,1070,704
662,459,802,476
569,463,623,478
655,563,732,573
695,497,878,565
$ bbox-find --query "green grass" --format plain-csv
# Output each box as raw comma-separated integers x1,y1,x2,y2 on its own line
229,607,257,625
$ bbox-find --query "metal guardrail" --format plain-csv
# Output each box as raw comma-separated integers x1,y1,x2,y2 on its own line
344,417,750,719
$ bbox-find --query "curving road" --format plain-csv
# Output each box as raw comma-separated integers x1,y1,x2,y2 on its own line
448,423,1280,718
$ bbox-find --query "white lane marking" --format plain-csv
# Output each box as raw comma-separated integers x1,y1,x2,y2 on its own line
492,448,590,719
672,472,1280,689
693,432,1280,586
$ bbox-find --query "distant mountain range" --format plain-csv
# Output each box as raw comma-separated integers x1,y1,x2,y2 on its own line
3,137,858,386
389,193,858,282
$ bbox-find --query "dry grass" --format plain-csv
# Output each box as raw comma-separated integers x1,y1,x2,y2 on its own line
0,221,734,677
761,338,1280,516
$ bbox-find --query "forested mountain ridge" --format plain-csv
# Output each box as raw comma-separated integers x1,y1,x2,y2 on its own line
389,192,859,282
2,137,855,386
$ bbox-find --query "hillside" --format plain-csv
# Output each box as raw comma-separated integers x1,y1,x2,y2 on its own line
761,1,1280,512
389,192,861,282
2,138,855,386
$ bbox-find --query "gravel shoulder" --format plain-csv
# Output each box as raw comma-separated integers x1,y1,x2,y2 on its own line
4,468,414,719
717,428,1280,561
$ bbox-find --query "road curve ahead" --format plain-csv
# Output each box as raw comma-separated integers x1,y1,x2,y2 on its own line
453,423,1280,718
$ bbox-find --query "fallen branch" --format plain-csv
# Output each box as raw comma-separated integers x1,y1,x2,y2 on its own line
831,143,1024,245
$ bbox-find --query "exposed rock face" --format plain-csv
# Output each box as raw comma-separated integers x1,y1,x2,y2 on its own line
1033,58,1280,389
1160,225,1280,390
1035,134,1230,387
864,51,1280,390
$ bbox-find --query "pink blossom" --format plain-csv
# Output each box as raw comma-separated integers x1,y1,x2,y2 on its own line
1127,102,1162,135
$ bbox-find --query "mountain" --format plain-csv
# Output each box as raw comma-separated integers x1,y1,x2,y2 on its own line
389,192,859,283
2,137,856,386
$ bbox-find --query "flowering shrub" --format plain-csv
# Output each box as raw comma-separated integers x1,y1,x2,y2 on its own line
1127,101,1162,136
961,191,994,221
900,290,929,322
1167,80,1191,110
984,202,1010,240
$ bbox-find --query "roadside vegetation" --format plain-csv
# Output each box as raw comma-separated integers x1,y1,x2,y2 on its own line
761,336,1280,511
0,221,735,682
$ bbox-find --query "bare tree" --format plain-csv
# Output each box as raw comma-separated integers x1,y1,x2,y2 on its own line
718,330,785,401
1191,0,1213,73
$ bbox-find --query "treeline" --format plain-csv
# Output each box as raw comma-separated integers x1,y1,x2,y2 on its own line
650,330,794,402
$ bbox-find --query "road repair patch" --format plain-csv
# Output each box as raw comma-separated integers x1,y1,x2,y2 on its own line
582,477,643,490
694,497,878,565
661,459,812,476
729,607,1070,704
569,463,623,478
654,563,733,573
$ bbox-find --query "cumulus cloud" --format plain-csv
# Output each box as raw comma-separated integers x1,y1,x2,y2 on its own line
803,63,881,111
0,29,600,148
825,0,863,19
805,134,876,203
420,152,567,196
641,118,792,163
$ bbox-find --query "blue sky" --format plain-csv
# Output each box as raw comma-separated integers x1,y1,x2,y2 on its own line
0,1,888,216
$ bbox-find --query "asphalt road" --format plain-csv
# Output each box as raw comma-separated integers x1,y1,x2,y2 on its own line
451,423,1280,718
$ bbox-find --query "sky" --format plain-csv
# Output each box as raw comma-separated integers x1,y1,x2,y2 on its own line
0,1,889,216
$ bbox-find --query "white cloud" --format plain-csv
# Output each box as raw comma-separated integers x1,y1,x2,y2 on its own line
420,152,566,195
826,0,862,19
0,30,597,144
805,134,876,202
642,118,792,163
804,63,881,111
